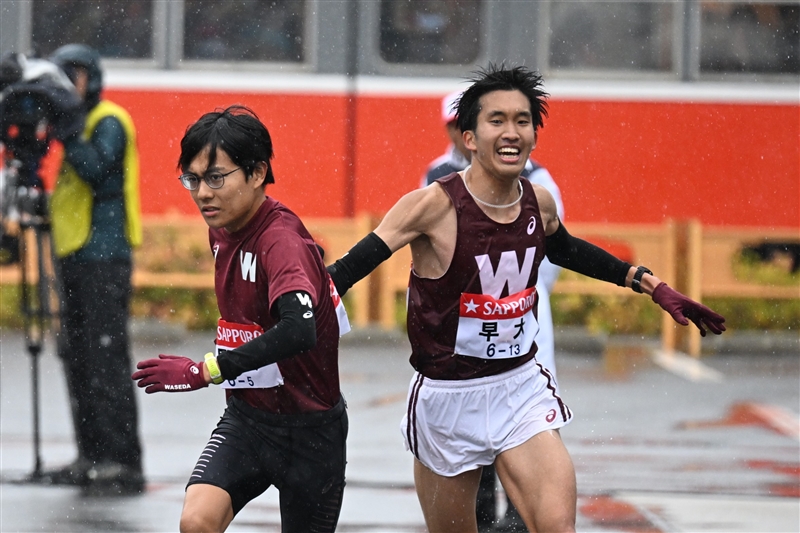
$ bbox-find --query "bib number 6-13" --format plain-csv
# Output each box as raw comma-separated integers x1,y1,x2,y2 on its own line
486,343,521,358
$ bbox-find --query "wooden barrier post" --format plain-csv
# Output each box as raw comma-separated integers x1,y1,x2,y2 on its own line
302,213,377,329
661,219,677,354
687,219,703,357
673,220,692,356
668,219,704,357
376,244,412,330
349,214,375,328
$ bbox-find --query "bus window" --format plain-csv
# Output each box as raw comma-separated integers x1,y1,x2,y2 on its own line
548,1,675,72
700,2,799,74
183,0,305,62
379,0,482,64
31,0,154,58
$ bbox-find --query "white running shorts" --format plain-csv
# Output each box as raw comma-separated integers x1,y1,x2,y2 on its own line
401,357,573,477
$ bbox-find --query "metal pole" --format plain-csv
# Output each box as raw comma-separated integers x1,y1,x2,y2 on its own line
30,328,42,478
681,0,701,81
343,0,359,218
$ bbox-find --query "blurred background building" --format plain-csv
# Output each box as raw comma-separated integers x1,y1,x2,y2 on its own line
2,1,797,79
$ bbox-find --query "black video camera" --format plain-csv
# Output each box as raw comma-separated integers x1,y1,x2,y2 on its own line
0,53,83,263
0,53,83,171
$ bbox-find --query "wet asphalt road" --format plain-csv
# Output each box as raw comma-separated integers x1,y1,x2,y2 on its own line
1,326,798,532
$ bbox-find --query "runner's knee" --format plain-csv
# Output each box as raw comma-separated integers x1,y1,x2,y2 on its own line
179,507,231,533
180,485,233,533
179,512,211,533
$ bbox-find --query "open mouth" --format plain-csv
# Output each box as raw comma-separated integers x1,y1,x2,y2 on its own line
497,146,521,163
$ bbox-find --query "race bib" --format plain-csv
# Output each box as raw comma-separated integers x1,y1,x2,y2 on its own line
454,287,539,360
216,319,284,389
330,275,351,336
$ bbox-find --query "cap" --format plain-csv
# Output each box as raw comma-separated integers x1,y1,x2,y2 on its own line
49,44,103,97
441,90,461,125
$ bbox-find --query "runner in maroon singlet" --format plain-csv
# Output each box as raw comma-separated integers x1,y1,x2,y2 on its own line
210,195,342,413
407,172,547,381
132,106,348,532
327,65,725,533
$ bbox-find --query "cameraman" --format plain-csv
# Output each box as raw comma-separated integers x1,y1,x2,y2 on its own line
42,44,145,495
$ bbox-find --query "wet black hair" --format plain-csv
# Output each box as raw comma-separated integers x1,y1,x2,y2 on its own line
178,105,275,185
455,63,549,134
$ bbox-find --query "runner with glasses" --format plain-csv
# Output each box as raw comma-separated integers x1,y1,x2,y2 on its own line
132,105,349,532
179,167,241,190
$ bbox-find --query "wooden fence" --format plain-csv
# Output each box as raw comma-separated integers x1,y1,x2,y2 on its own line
1,216,797,357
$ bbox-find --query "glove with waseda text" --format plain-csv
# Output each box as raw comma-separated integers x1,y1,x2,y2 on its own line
132,354,209,394
651,282,726,337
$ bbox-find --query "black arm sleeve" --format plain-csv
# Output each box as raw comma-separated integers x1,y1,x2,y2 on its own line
217,290,316,379
545,221,631,287
326,232,392,296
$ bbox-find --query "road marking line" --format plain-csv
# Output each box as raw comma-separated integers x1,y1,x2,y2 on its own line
653,350,724,382
680,402,800,441
746,403,800,441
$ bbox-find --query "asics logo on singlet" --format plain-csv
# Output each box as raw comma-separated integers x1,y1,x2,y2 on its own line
475,247,537,298
527,216,536,235
165,384,191,390
240,251,257,282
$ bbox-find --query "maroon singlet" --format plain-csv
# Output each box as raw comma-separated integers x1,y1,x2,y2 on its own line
407,172,547,380
210,198,340,414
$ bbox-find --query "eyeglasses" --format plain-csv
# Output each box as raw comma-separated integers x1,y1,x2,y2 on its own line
179,167,241,191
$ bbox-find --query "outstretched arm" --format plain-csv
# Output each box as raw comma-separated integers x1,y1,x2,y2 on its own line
536,187,725,336
132,290,317,393
328,185,448,295
535,184,630,286
327,233,392,297
545,222,725,336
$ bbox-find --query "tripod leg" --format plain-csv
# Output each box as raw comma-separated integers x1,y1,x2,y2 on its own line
19,224,49,480
30,342,42,478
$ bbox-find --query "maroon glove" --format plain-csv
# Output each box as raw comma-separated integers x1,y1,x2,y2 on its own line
651,282,726,337
132,354,209,394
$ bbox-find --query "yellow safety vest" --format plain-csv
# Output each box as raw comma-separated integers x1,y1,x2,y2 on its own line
50,100,142,258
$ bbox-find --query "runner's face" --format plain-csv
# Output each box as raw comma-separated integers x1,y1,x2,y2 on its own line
187,147,266,233
464,90,536,180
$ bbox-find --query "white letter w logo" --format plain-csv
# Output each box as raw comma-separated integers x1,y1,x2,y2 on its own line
240,251,257,283
475,247,536,298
